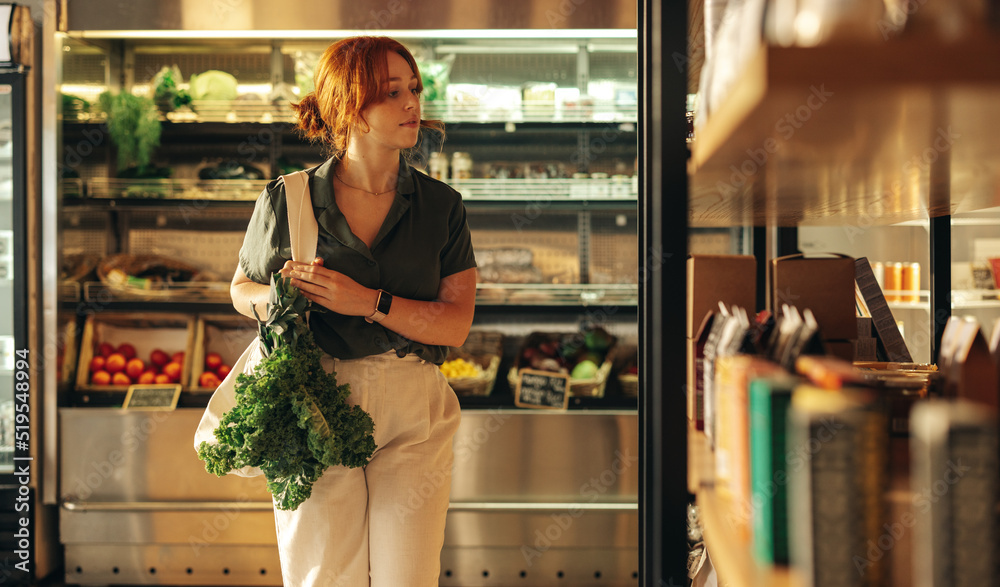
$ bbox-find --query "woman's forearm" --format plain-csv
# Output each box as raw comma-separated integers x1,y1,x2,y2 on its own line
376,296,474,348
231,280,272,320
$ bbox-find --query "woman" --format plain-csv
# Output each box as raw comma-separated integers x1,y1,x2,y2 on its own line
230,36,477,586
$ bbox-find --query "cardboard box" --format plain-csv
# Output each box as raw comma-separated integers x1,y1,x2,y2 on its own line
687,255,756,338
771,254,856,340
824,340,856,363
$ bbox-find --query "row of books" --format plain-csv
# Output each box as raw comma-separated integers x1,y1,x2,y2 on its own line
696,304,998,587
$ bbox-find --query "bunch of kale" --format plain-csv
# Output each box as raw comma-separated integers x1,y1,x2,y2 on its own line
197,276,376,511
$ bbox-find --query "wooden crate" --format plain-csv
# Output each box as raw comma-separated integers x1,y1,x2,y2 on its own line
190,314,258,392
76,313,195,391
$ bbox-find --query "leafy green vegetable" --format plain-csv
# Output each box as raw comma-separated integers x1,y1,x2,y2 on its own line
61,93,90,116
97,91,162,175
197,275,376,511
153,65,192,112
189,70,239,102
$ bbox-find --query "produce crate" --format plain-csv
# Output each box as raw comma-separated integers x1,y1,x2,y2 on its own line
190,314,259,393
611,342,639,398
442,331,503,396
57,318,78,392
507,329,616,398
76,313,195,392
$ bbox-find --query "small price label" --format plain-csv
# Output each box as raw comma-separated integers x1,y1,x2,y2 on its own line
123,384,182,410
514,369,569,410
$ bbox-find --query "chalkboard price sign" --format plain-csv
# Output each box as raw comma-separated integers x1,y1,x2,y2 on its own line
514,369,570,410
123,384,182,410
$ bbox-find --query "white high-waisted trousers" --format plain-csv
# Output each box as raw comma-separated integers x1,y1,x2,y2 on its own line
272,351,461,587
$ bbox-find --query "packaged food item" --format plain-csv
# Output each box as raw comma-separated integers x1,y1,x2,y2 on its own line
428,151,449,181
884,261,903,302
902,262,920,302
451,152,473,180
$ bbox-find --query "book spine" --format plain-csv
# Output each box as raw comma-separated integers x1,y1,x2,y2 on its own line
911,400,999,587
750,377,794,564
789,395,885,587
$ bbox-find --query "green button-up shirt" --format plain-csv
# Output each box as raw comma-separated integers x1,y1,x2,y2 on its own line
238,155,477,364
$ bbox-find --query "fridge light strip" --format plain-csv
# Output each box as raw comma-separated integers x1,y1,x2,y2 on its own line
63,29,638,41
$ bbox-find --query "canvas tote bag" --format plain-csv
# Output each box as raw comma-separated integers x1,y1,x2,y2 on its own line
193,170,318,477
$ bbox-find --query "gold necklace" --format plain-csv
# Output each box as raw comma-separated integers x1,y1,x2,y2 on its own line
334,168,395,196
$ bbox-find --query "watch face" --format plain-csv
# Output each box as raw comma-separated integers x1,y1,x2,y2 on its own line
377,291,393,315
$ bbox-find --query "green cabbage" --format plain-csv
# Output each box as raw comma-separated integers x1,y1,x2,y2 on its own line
188,70,239,102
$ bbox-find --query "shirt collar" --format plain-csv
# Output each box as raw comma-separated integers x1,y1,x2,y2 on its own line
308,154,416,258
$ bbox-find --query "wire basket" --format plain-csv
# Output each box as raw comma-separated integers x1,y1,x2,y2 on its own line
442,331,504,396
508,330,616,398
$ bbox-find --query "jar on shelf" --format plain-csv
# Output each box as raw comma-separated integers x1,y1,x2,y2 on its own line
428,152,449,181
902,262,920,302
451,152,473,180
885,262,903,302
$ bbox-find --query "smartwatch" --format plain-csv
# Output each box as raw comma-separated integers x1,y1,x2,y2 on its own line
365,289,392,323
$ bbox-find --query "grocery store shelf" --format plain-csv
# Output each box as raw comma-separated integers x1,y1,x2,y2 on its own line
689,430,796,587
86,177,268,201
476,283,637,306
60,281,639,309
688,35,1000,227
66,100,638,127
457,178,637,201
60,177,638,206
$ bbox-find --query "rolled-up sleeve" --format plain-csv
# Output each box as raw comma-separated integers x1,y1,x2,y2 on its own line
239,181,291,284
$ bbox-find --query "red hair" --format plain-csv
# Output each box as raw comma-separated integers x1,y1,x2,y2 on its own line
292,36,443,155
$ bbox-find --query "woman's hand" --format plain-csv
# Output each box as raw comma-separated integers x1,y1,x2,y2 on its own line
281,258,375,317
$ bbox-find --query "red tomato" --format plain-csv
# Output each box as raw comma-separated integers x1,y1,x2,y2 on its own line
98,342,115,358
117,343,137,360
199,371,222,389
125,358,145,380
171,351,185,365
150,349,170,368
154,374,171,384
112,372,132,386
89,356,106,373
105,353,127,374
162,362,182,383
215,364,231,379
91,370,111,385
137,371,156,385
205,352,223,371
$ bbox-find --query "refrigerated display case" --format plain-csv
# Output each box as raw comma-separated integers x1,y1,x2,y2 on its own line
50,10,641,586
0,73,23,477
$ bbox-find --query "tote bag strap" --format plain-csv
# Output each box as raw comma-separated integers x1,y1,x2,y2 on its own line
281,170,318,263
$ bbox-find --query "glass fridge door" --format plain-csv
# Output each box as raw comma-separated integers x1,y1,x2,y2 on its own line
0,81,15,473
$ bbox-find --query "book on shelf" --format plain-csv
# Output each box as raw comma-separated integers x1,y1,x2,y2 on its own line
910,399,999,587
749,374,798,565
788,385,887,587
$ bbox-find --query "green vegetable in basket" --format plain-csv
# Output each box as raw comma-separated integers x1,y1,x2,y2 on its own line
189,70,239,102
571,359,599,380
97,90,162,175
61,93,90,116
197,275,377,511
153,65,192,112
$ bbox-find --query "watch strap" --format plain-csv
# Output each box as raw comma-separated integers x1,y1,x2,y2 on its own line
365,289,392,323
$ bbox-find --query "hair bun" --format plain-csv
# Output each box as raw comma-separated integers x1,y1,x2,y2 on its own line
292,93,327,140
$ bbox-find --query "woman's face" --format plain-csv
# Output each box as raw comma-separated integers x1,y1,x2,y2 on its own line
357,51,421,151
